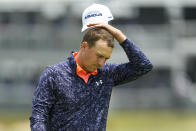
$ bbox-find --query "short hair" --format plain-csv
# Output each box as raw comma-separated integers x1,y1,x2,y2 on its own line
82,28,114,48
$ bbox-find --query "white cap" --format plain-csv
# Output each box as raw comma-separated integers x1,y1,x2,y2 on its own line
81,3,113,32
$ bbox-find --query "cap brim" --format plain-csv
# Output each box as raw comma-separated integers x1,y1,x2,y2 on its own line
81,25,88,32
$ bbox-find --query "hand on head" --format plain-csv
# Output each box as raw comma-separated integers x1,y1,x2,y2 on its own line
87,23,126,44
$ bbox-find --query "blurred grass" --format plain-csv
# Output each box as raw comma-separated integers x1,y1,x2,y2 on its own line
107,109,196,131
0,109,196,131
0,109,31,131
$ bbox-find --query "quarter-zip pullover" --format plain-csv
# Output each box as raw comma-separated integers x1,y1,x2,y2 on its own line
30,39,153,131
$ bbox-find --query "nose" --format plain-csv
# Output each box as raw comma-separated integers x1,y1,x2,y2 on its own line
98,58,106,67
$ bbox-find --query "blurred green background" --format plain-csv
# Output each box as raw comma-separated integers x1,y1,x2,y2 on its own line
0,109,196,131
0,0,196,130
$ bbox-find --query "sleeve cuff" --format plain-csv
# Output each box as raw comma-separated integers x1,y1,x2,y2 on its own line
120,38,134,48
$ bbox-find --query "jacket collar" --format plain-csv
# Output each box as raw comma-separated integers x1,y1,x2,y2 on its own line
67,51,100,76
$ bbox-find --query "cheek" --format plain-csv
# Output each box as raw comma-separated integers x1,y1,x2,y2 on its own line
89,56,98,64
84,53,97,65
87,52,97,61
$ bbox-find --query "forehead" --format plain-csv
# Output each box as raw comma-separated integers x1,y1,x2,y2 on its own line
93,39,113,57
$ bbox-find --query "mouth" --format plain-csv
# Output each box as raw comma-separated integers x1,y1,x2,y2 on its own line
88,65,101,72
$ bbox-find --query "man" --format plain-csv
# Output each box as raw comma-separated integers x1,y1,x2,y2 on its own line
30,4,153,131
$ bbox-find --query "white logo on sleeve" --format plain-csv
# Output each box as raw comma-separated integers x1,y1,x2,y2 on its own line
96,80,103,86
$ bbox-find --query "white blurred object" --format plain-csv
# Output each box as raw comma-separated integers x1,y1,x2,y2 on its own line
174,71,196,103
41,2,66,20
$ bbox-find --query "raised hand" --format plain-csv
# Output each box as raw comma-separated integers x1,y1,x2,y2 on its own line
87,23,127,44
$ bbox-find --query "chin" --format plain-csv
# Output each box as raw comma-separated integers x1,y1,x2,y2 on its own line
89,68,97,72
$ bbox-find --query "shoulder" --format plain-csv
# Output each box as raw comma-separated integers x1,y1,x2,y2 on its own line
50,61,68,71
45,59,73,77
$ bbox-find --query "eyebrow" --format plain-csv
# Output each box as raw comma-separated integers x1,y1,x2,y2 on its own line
96,52,110,59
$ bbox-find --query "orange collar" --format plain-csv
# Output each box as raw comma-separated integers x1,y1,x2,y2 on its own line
73,52,98,83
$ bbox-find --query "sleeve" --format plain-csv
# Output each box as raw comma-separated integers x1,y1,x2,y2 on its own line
30,67,56,131
108,38,153,86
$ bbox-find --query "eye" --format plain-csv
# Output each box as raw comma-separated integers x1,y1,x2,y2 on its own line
96,53,110,60
97,54,104,58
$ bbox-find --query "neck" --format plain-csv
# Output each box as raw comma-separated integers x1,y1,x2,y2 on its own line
75,51,90,73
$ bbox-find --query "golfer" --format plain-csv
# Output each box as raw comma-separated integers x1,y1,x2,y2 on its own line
30,3,153,131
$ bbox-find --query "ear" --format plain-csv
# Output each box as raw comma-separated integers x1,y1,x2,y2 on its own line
81,41,88,49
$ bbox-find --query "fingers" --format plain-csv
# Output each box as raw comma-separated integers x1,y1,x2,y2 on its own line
87,23,116,35
87,23,113,33
86,22,126,43
87,23,107,28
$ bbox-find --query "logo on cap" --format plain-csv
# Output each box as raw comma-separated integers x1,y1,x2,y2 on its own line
85,11,102,19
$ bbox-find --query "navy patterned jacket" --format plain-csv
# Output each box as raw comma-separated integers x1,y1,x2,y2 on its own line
30,39,153,131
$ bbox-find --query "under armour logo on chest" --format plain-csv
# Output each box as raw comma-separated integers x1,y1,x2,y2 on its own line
96,80,103,86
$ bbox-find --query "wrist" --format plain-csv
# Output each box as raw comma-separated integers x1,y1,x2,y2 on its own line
114,30,126,43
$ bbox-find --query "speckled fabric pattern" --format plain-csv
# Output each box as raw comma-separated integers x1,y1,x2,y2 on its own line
30,39,153,131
